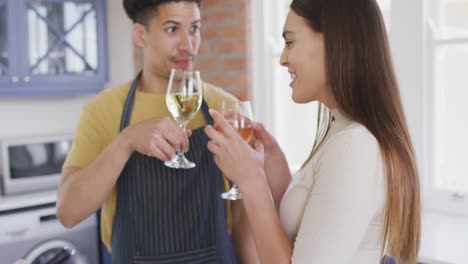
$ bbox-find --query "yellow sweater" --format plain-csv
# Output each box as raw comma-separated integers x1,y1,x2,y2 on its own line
63,82,236,251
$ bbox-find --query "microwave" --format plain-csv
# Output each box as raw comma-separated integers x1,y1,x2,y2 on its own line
0,134,73,196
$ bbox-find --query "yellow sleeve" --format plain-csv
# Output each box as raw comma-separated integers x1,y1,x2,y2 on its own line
63,86,123,169
62,91,119,252
63,104,106,169
202,82,239,112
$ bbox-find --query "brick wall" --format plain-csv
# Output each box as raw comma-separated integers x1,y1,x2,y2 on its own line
133,0,252,100
197,0,251,100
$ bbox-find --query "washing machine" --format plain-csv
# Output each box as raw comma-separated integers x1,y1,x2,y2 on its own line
0,202,100,264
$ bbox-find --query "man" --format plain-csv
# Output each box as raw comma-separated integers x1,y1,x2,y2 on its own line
56,1,238,263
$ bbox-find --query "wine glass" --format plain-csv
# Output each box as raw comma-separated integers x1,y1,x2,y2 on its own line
219,101,255,200
165,69,203,169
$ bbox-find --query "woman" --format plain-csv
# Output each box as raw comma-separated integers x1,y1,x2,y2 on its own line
204,0,420,263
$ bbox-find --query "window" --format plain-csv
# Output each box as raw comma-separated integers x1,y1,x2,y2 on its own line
371,0,468,213
427,0,468,194
27,2,98,75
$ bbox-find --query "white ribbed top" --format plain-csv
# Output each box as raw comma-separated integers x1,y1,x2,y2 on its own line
279,109,386,264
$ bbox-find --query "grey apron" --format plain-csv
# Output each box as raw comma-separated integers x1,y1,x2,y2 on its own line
111,72,238,264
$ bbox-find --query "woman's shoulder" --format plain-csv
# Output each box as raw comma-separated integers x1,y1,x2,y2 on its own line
331,122,378,148
311,121,385,195
315,121,381,166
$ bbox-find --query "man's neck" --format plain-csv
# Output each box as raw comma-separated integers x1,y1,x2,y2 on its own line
138,69,168,94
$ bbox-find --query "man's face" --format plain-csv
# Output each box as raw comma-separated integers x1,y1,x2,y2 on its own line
137,2,201,79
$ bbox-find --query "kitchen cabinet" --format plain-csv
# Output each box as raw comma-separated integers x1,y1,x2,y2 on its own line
0,0,108,97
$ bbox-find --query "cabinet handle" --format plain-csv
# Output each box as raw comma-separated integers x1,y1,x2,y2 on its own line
11,75,19,83
23,76,31,83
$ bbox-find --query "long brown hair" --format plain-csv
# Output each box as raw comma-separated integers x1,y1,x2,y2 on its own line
291,0,421,263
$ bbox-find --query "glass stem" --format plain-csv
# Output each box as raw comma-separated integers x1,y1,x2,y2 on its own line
176,123,186,157
175,147,184,158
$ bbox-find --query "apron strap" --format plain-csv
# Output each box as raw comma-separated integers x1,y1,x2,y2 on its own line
119,70,142,132
200,88,213,126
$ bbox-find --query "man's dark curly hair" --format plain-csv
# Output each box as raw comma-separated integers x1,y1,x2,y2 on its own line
123,0,202,27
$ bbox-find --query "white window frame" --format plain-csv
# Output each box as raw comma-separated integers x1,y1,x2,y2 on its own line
422,0,468,215
373,0,468,215
249,0,284,131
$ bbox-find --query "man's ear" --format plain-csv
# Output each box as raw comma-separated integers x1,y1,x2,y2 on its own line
133,23,147,48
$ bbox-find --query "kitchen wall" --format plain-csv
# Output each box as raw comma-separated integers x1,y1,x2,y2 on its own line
197,0,251,100
0,0,134,139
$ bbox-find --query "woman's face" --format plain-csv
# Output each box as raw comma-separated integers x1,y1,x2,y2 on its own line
280,10,331,105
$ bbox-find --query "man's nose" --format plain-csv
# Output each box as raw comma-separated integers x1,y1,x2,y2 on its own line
178,33,193,51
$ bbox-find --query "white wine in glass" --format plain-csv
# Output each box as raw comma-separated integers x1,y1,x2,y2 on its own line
220,101,254,200
165,69,203,169
167,93,202,125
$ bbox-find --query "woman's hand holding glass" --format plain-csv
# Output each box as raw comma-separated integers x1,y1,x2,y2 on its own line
205,107,265,200
219,101,255,200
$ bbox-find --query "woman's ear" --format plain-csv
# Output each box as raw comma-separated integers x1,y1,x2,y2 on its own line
133,23,147,48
